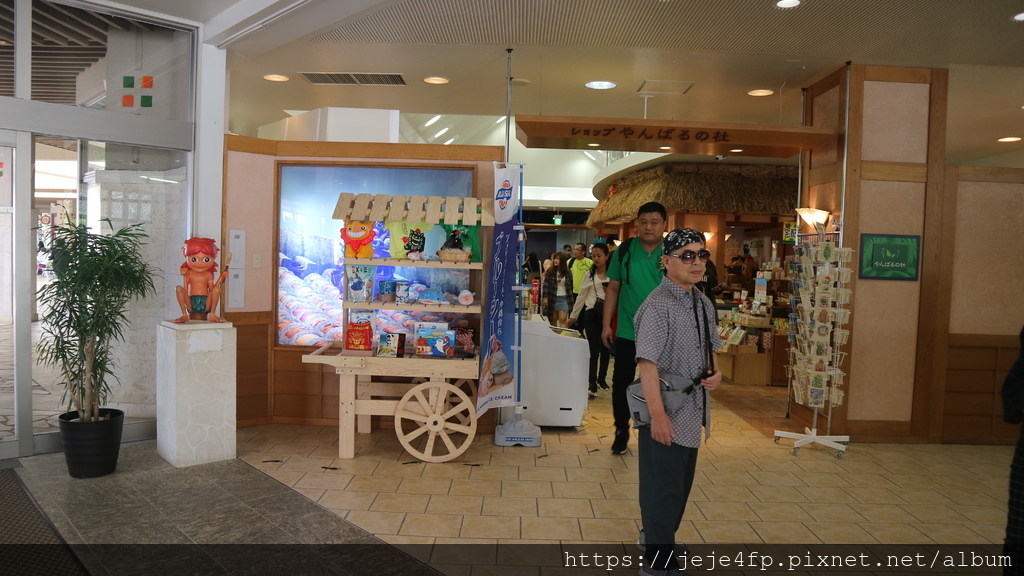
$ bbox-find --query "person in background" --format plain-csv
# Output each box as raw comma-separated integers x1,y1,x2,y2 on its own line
567,242,594,335
696,257,722,318
542,251,557,275
741,244,757,277
541,252,574,328
569,242,611,397
725,255,745,275
522,252,541,283
562,244,573,261
602,201,668,455
632,227,722,576
1002,325,1024,574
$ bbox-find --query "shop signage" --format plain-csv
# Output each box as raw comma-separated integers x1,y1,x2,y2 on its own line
782,222,798,244
858,233,920,281
477,164,522,416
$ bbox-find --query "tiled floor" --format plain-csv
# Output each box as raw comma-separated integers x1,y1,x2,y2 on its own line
237,387,1014,548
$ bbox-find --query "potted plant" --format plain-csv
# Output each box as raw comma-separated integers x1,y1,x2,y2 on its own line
36,218,157,478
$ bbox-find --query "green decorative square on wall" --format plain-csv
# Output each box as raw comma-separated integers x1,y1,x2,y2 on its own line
858,233,920,281
141,95,153,107
123,76,134,88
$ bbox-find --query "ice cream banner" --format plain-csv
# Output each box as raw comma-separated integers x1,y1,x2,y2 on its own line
477,164,522,416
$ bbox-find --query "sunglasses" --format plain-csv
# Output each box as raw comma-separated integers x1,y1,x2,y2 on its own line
667,249,711,263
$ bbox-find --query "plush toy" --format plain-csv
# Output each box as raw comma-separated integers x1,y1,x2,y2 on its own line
340,221,377,258
403,229,426,260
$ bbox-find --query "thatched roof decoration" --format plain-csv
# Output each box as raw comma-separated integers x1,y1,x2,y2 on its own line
588,163,798,227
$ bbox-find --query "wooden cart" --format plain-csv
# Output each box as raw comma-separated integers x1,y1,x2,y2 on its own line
302,192,493,462
303,343,480,462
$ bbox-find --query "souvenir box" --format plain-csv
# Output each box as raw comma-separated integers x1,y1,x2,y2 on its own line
416,329,456,357
376,333,406,357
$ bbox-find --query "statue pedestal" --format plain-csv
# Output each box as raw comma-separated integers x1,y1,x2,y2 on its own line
156,321,236,467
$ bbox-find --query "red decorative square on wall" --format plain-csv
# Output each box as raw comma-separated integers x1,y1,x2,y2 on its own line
122,95,134,107
141,76,154,89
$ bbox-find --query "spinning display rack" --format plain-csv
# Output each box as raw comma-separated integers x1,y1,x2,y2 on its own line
774,233,853,458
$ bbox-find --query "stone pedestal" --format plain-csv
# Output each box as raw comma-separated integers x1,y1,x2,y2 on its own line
157,321,236,467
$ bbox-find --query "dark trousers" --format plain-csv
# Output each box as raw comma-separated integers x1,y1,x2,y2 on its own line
1006,429,1024,575
638,427,698,570
611,337,636,431
584,304,609,387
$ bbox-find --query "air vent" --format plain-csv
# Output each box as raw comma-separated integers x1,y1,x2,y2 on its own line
299,72,406,86
637,80,696,96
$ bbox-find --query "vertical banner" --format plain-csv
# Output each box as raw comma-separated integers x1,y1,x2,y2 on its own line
476,164,521,416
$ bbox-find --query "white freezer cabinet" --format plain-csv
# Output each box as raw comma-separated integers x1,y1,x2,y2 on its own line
500,319,588,427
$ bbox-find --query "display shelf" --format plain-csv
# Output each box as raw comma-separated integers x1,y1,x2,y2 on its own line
346,257,483,270
304,341,479,378
718,352,772,386
342,300,482,314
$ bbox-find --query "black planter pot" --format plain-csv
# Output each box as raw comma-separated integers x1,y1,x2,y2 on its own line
57,408,124,479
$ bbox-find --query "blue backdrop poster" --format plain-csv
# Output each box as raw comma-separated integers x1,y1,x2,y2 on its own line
476,164,521,416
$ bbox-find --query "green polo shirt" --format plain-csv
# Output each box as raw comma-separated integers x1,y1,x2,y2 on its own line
606,238,664,341
568,257,593,294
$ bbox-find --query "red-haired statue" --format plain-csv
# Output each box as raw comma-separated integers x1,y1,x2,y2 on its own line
173,237,231,323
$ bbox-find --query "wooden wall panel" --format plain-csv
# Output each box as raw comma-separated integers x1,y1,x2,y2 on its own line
941,333,1019,444
225,311,272,425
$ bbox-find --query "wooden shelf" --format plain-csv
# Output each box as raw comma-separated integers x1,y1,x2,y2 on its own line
303,342,479,379
342,300,482,314
346,258,483,270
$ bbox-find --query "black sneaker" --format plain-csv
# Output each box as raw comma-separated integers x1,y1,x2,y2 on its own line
611,428,628,454
598,380,610,390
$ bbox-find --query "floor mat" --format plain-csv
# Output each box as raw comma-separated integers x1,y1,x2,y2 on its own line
0,467,90,575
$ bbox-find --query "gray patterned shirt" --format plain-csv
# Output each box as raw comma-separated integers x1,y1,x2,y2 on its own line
633,277,722,448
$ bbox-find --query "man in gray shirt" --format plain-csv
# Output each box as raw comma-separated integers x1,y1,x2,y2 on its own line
633,228,722,576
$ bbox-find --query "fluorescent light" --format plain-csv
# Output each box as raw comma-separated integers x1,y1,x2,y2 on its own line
998,136,1022,142
584,151,597,161
424,76,450,84
748,89,774,96
424,115,441,127
777,0,800,8
263,74,289,82
585,81,616,90
495,116,507,124
444,138,455,145
433,127,449,138
1015,12,1024,21
140,176,178,184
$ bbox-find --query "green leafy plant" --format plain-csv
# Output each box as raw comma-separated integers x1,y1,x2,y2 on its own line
36,219,158,422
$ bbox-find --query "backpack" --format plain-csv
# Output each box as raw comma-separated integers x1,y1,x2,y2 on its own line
616,236,636,285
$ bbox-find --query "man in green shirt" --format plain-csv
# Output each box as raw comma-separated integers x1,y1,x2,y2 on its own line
601,202,668,455
568,243,594,335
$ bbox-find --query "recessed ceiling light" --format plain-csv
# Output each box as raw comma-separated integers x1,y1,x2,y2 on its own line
748,89,774,96
659,146,672,150
777,0,800,8
730,148,744,152
588,143,601,147
424,76,450,84
537,206,548,210
433,127,449,138
444,138,455,145
585,81,616,90
510,78,532,86
1014,12,1024,21
998,136,1022,142
263,74,289,82
424,115,441,127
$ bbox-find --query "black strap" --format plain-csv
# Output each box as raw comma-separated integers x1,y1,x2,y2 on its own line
691,291,714,373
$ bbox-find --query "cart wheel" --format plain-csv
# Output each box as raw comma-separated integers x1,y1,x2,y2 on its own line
395,380,477,463
791,447,799,456
774,436,780,443
835,451,844,459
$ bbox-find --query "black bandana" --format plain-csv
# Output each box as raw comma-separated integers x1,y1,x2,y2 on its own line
663,228,706,255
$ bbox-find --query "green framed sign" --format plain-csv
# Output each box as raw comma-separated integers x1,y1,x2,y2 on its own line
859,233,920,281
